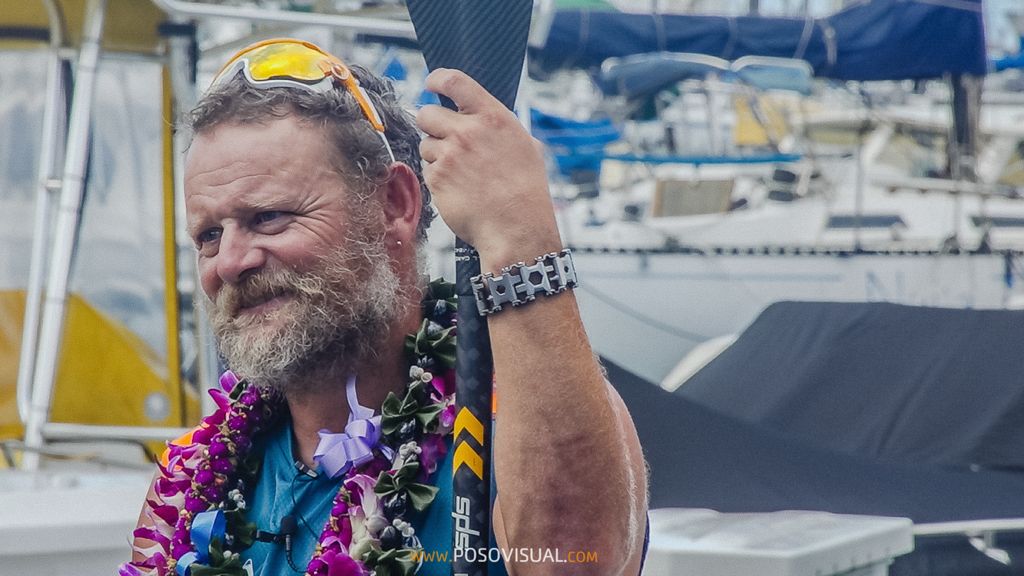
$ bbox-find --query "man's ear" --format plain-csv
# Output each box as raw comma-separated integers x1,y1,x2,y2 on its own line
382,162,422,246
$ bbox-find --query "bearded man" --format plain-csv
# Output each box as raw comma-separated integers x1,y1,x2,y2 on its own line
122,39,647,576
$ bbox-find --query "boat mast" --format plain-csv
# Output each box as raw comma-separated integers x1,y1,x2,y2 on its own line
947,73,982,249
22,0,109,470
16,0,67,429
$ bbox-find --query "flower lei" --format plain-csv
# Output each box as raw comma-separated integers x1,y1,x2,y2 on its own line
120,279,458,576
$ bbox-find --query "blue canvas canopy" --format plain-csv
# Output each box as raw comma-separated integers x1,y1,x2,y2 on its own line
594,53,815,99
530,0,986,81
594,52,729,99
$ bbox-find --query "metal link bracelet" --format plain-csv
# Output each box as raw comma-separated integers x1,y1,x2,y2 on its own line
470,249,579,316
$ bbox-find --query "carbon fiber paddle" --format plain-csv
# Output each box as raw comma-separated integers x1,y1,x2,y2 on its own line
405,2,533,575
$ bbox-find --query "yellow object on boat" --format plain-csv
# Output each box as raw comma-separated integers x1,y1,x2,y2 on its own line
0,290,198,450
733,95,789,148
998,147,1024,187
0,0,168,53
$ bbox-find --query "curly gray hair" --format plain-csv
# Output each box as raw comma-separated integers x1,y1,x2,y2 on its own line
186,64,435,243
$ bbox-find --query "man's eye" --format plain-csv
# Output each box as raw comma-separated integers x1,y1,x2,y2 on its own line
254,211,286,225
195,228,221,247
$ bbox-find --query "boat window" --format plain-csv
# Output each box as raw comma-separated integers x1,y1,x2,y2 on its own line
0,50,46,289
72,54,167,355
651,178,735,218
827,215,906,229
971,216,1024,228
0,50,168,357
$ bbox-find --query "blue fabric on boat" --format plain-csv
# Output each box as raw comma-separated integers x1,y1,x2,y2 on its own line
530,0,986,81
530,109,620,178
594,53,731,99
994,36,1024,72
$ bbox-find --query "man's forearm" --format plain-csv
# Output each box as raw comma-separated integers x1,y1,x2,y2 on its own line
486,255,643,575
415,68,647,574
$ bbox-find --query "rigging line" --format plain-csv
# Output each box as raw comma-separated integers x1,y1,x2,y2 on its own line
577,282,708,342
696,251,772,309
793,16,814,61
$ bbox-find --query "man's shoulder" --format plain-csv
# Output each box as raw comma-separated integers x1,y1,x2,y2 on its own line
159,417,286,471
159,424,208,469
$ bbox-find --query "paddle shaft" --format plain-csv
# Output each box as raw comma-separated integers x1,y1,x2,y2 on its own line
405,2,533,575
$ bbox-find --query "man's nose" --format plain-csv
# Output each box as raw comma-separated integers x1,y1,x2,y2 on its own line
216,228,266,284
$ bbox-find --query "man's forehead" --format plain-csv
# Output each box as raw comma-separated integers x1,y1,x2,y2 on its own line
187,116,336,169
186,121,342,193
185,171,340,215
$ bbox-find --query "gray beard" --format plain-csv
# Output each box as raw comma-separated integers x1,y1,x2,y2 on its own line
204,233,403,395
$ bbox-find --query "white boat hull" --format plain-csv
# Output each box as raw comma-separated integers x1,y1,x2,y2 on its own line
573,250,1024,384
0,471,151,576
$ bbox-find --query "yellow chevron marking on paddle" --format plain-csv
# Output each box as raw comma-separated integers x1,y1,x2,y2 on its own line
454,407,485,445
453,441,484,480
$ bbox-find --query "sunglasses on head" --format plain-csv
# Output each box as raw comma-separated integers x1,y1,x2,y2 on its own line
211,38,395,162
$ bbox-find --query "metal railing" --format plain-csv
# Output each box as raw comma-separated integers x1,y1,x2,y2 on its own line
149,0,416,39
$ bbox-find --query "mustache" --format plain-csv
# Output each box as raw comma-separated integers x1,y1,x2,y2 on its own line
213,268,304,320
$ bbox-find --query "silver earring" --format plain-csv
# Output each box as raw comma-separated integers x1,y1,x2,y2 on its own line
396,240,403,247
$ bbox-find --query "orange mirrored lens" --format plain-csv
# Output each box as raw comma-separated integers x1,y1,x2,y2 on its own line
215,38,338,85
212,38,392,157
245,43,337,83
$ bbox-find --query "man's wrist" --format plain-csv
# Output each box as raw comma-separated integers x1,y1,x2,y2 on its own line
470,249,578,316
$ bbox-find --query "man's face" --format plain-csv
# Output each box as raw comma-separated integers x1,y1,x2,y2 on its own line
184,116,399,390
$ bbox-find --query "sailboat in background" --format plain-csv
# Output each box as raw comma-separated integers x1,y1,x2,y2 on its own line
517,0,1024,386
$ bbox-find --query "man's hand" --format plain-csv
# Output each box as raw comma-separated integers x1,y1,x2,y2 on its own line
416,69,648,575
416,68,562,265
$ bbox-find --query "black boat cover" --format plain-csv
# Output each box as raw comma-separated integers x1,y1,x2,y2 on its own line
604,354,1024,575
676,302,1024,471
605,357,1024,523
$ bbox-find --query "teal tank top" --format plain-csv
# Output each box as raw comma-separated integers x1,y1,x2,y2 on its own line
239,422,507,576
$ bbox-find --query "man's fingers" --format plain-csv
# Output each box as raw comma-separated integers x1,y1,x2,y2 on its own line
423,68,491,115
416,104,459,139
419,135,441,164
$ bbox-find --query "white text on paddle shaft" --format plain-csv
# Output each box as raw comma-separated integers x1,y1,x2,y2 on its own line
452,494,481,547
